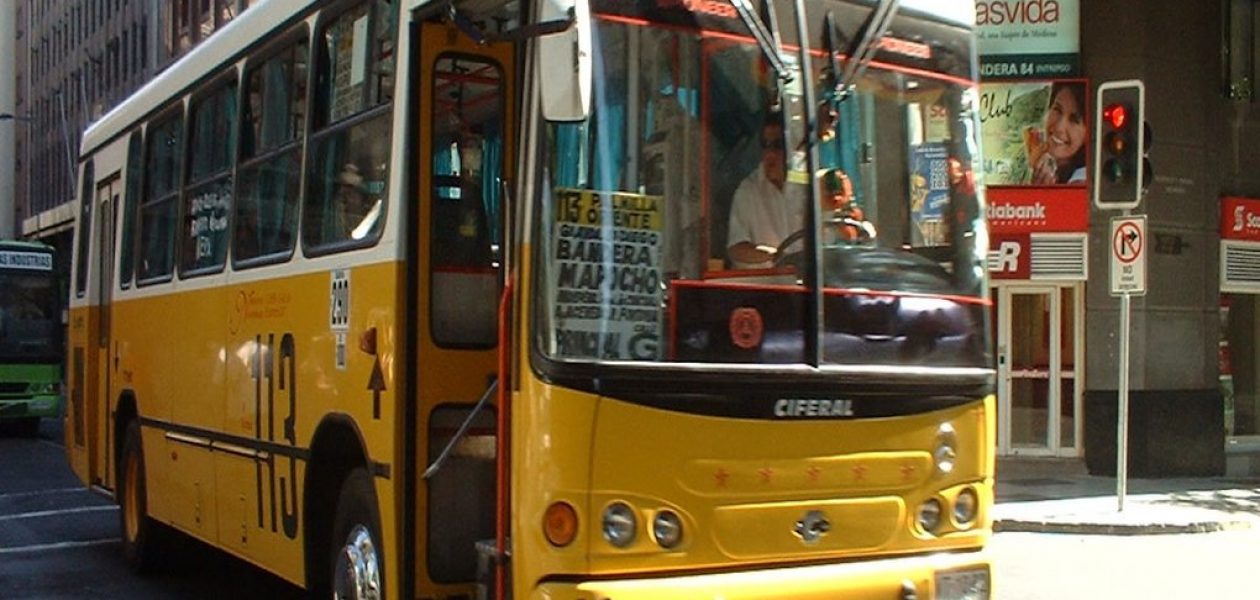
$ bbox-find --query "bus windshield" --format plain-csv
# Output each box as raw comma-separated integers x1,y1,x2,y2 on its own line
535,0,989,371
0,264,60,363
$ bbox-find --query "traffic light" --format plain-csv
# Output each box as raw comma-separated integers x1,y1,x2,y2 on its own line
1093,80,1147,210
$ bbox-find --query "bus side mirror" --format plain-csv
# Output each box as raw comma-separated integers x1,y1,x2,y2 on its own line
537,0,592,122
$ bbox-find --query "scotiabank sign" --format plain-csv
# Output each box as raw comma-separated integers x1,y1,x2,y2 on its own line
1221,196,1260,242
986,187,1088,234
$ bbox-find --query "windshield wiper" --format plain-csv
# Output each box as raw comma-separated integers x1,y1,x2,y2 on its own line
728,0,791,85
835,0,900,102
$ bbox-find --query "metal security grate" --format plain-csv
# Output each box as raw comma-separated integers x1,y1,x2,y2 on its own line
1030,233,1087,280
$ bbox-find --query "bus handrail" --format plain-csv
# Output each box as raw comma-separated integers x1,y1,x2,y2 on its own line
423,378,499,480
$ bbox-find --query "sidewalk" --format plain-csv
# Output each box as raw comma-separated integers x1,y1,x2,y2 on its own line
993,456,1260,534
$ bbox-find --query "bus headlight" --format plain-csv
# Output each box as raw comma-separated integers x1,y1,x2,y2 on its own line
917,498,943,534
602,502,637,548
29,382,59,395
953,487,979,527
935,566,990,600
652,510,682,549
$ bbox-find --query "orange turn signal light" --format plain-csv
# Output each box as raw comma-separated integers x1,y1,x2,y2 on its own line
543,501,578,547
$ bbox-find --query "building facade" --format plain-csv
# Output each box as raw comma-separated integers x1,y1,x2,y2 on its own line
14,0,257,277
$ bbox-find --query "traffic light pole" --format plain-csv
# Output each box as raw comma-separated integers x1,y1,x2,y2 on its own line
1117,234,1131,511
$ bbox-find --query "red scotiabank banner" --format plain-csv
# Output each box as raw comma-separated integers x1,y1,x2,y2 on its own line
986,186,1089,234
1221,196,1260,242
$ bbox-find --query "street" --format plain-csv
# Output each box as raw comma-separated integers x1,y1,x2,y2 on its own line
991,529,1260,599
0,418,303,600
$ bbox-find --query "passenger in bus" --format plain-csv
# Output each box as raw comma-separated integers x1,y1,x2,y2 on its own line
726,115,804,269
1026,81,1087,185
336,163,383,240
818,167,874,242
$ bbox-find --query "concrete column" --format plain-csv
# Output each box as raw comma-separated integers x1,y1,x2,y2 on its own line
0,0,17,240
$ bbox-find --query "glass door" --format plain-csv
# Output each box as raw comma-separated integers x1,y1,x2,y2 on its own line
997,286,1061,455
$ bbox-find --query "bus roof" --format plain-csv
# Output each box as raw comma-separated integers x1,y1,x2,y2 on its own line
81,0,972,156
0,239,55,253
81,0,321,155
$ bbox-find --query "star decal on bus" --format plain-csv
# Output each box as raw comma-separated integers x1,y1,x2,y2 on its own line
901,464,918,481
806,466,822,483
852,464,868,482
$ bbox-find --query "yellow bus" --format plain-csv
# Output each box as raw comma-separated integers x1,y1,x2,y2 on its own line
66,0,994,598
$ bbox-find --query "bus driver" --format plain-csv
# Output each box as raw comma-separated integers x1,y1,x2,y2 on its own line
726,115,803,269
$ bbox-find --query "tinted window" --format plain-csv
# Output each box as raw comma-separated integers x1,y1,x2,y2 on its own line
182,80,237,273
139,111,183,282
74,160,94,297
119,132,142,287
235,37,308,264
302,1,395,253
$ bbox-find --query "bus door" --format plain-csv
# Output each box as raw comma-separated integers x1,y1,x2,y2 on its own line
413,18,515,593
83,175,120,488
96,178,120,485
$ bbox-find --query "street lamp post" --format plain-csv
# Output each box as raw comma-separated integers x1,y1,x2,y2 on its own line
0,113,31,240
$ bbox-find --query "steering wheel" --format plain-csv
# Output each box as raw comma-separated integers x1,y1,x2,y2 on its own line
773,229,808,267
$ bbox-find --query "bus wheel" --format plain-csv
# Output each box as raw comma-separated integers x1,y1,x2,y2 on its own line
119,420,162,573
331,468,384,600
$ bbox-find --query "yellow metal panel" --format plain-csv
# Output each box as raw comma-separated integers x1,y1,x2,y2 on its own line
531,551,990,600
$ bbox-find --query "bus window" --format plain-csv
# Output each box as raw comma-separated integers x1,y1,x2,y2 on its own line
74,160,95,297
119,132,142,287
234,37,307,264
303,0,396,252
182,78,237,274
430,54,503,347
139,110,184,283
313,0,395,127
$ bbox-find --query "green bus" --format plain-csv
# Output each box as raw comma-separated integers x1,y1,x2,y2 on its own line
0,241,62,436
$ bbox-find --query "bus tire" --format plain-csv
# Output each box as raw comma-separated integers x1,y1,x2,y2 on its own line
331,467,384,600
118,420,163,574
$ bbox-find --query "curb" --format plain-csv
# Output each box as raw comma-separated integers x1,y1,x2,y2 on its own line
994,518,1254,536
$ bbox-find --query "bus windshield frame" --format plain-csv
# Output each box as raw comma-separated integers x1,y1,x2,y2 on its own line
530,0,991,390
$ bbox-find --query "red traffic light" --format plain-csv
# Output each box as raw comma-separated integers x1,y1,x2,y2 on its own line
1103,103,1128,130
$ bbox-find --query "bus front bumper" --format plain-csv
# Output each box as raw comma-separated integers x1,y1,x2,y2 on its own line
532,550,990,600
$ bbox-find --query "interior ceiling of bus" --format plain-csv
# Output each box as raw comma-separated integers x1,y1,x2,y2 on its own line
446,0,520,31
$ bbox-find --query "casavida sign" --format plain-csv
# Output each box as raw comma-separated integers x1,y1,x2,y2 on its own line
976,0,1063,25
976,0,1079,79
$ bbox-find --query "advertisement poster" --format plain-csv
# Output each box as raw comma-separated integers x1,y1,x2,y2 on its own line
550,189,664,361
979,80,1088,187
976,0,1080,78
909,143,950,246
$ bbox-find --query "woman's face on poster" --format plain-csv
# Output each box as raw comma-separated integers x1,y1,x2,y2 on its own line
1044,86,1086,166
